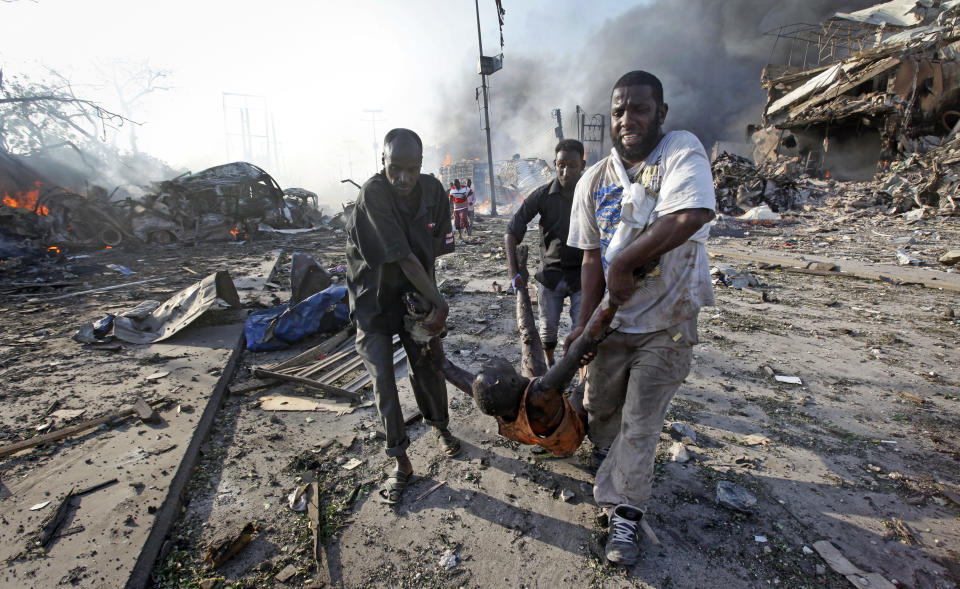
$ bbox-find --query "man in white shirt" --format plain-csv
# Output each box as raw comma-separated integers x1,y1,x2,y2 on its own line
465,178,476,222
565,70,716,566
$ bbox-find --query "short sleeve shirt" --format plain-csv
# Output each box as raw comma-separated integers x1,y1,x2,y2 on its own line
346,172,454,333
567,131,716,333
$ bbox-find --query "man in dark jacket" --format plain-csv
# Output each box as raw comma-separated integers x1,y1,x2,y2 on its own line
505,139,586,366
346,128,461,505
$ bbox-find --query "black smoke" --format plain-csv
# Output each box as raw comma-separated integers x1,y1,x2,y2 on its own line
435,0,876,163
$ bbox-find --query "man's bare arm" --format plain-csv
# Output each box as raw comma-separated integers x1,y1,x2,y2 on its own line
563,247,604,352
606,208,714,305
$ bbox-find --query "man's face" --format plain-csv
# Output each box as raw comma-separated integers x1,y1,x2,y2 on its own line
382,140,422,197
611,84,668,165
555,150,585,190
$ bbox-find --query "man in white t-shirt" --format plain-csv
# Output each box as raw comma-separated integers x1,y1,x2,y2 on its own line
565,70,716,566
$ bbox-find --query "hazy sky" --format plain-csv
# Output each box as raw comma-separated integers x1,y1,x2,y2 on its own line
3,0,631,204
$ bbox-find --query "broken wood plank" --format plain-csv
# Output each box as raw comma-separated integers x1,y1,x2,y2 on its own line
305,482,331,585
133,397,161,424
264,325,355,372
0,399,166,459
38,487,76,548
813,540,896,589
202,521,258,569
253,368,364,403
0,410,130,459
415,480,446,501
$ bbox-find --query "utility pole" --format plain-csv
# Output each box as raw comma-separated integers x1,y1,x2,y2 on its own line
475,0,498,216
362,109,384,175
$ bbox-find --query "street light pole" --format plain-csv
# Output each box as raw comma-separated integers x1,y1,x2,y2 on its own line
475,0,498,216
362,109,383,176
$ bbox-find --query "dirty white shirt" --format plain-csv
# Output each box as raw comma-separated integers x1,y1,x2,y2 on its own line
567,130,716,334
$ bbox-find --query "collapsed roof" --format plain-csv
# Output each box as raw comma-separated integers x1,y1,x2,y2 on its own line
755,0,960,180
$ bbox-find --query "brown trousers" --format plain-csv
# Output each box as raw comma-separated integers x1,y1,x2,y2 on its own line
584,317,697,511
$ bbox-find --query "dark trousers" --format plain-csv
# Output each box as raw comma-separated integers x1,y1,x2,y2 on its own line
355,327,450,457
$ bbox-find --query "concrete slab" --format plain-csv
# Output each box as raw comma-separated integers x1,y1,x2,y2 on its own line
0,251,282,589
0,322,243,589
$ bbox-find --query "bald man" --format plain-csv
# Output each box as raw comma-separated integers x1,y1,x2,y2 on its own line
346,128,461,505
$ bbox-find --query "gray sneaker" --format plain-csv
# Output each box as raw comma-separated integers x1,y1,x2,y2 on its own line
605,504,643,565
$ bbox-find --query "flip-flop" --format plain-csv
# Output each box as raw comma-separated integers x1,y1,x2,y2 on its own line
378,468,413,505
434,428,462,458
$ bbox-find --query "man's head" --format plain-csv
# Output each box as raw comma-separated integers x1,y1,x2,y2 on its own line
382,128,423,197
472,357,527,417
466,179,472,187
610,70,668,167
453,179,461,190
554,138,585,190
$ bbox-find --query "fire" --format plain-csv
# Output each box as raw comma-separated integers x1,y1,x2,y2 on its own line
47,246,61,254
105,245,112,249
443,154,452,166
2,182,47,216
229,226,241,239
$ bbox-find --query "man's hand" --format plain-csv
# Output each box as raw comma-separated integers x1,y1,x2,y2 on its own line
606,258,638,306
563,325,583,354
422,299,448,336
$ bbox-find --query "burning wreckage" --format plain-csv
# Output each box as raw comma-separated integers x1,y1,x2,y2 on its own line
725,0,960,218
0,156,323,258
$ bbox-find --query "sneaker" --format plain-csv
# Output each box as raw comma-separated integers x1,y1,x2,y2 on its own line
605,504,642,565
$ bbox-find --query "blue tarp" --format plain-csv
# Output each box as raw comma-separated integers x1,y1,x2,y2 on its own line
244,285,349,351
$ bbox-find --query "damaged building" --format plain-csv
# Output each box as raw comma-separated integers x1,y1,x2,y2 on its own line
754,0,960,180
440,155,553,212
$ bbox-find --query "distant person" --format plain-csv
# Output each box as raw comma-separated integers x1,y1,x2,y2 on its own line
566,70,716,565
465,178,476,222
449,178,471,240
346,128,461,505
505,139,586,367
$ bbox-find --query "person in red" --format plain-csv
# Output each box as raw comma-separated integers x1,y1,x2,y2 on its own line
449,178,471,241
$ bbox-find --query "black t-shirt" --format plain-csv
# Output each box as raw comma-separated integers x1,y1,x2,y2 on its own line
346,172,454,333
506,179,583,291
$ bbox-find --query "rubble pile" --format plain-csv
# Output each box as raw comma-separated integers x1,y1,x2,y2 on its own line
711,152,808,214
874,134,960,214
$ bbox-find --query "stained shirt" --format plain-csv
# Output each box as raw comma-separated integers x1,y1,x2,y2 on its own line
346,172,455,333
506,179,583,291
567,131,716,333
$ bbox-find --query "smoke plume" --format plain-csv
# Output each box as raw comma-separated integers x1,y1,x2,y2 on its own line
435,0,876,163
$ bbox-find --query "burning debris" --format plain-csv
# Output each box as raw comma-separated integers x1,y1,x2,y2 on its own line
0,155,322,261
711,152,809,214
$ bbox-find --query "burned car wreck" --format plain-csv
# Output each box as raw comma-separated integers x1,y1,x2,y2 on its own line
1,156,316,255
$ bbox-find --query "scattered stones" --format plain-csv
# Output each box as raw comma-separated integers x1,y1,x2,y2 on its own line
669,442,690,463
438,548,459,570
716,481,757,512
939,250,960,265
895,248,920,266
670,422,697,443
559,489,575,502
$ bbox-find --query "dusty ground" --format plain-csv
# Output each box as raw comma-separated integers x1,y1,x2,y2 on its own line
2,203,958,589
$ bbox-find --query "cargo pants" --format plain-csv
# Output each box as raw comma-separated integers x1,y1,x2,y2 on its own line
584,317,697,512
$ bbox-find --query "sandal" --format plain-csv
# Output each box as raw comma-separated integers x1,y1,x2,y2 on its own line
434,428,462,458
378,468,413,505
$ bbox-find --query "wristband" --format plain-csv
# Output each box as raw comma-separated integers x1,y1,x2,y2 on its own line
511,273,522,290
